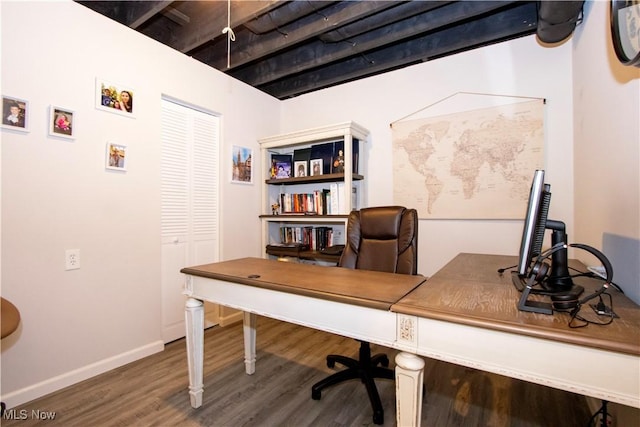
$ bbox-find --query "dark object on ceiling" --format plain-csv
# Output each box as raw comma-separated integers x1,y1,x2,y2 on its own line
537,0,584,44
77,1,584,100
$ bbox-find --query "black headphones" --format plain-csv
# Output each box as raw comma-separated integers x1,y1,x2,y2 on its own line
527,242,613,311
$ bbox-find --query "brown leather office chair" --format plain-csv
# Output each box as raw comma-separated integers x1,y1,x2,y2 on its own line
311,206,418,425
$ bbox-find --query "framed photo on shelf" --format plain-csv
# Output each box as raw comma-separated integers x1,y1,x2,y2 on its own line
310,142,333,174
106,142,127,171
48,106,75,139
1,95,29,132
294,160,307,177
231,145,253,184
95,78,135,117
271,154,292,179
310,158,323,176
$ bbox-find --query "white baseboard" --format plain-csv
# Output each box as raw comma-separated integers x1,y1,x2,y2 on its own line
1,340,164,409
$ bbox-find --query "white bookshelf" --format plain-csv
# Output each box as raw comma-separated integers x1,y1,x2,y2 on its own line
258,121,369,262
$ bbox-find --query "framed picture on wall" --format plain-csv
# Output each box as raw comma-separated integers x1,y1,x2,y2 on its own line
48,106,75,139
95,78,135,117
1,95,29,132
106,142,127,171
231,145,252,184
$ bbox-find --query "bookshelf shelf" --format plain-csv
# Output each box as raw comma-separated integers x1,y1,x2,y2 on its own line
265,248,341,263
265,173,364,185
259,122,369,263
259,214,350,220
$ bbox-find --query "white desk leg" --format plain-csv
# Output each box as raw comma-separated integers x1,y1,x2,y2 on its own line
243,311,257,375
185,298,204,408
395,352,425,427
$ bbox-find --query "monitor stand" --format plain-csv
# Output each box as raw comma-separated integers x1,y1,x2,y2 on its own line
512,227,585,298
537,227,584,298
518,283,554,314
511,272,584,297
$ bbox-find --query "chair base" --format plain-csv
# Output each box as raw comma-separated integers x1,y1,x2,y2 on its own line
311,341,394,425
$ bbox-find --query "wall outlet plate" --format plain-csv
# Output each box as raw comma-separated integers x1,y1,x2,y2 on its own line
65,249,80,270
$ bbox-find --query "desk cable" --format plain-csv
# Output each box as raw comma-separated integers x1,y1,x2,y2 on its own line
587,400,612,427
562,293,615,328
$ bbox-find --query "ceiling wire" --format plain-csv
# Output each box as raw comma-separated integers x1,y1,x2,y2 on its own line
389,92,546,128
221,0,236,68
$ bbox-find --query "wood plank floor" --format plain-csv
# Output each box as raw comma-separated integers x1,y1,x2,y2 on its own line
3,316,592,426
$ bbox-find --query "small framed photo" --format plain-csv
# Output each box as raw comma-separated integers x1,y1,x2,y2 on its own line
95,78,135,117
231,145,253,184
310,158,323,176
294,161,307,177
106,142,127,171
2,95,29,131
49,106,75,139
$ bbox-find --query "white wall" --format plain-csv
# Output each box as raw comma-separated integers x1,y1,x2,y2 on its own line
572,3,640,422
2,0,639,414
573,1,640,294
1,1,279,407
281,35,575,276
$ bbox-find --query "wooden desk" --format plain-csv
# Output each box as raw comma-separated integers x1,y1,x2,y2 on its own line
392,253,640,412
181,257,426,424
182,254,640,426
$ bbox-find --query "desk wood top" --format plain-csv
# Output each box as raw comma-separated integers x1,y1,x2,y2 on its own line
181,257,426,311
392,253,640,356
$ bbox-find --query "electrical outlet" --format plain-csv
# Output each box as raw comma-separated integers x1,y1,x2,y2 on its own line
65,249,80,270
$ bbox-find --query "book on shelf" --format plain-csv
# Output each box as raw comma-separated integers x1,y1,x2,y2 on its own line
277,225,334,251
309,142,333,175
279,189,331,215
267,242,308,248
351,184,359,211
313,226,334,251
330,182,358,213
332,139,359,174
266,242,309,256
270,153,293,179
266,242,309,250
329,183,339,214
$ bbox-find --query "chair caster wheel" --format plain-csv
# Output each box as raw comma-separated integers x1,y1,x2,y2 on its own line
311,389,321,400
373,411,384,425
327,359,335,368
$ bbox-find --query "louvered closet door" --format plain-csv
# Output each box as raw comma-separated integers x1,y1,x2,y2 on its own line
161,98,220,343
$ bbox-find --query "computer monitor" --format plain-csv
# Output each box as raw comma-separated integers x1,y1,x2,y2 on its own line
512,170,583,298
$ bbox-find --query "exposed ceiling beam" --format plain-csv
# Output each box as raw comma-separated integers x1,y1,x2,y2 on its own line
129,1,174,29
167,1,284,54
189,1,401,70
160,5,191,27
243,1,338,34
317,1,452,43
258,1,537,99
230,1,518,87
76,1,175,28
76,1,580,100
